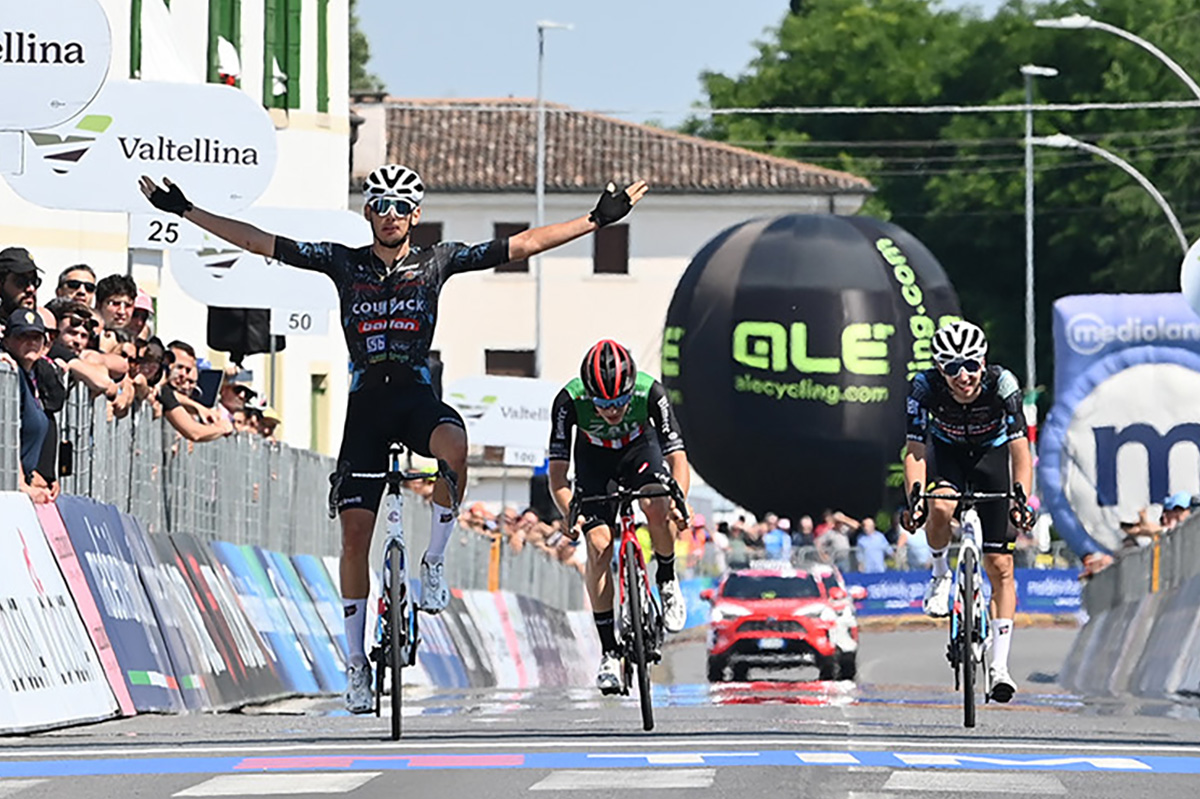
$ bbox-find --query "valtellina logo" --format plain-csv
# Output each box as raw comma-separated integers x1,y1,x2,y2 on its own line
27,113,112,175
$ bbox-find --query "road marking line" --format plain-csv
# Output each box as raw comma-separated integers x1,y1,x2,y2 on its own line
530,769,716,791
883,772,1067,794
4,737,1200,759
173,773,381,797
589,753,756,765
797,752,861,765
0,780,45,798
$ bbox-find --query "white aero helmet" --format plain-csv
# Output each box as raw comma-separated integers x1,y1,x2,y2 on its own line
931,320,988,365
363,164,424,205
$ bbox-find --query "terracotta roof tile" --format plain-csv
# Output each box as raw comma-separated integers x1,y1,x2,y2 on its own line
379,98,872,195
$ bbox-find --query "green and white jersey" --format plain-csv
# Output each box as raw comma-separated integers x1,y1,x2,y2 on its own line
548,371,685,459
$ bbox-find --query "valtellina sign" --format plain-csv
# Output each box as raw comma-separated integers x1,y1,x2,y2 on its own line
4,80,277,213
0,0,111,131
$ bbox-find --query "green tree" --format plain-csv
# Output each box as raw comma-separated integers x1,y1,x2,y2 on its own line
688,0,1200,399
350,0,385,94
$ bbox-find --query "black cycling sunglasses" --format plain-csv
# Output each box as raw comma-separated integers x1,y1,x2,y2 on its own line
940,358,982,378
61,279,96,292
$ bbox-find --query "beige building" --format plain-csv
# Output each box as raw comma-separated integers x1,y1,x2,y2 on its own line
350,97,873,389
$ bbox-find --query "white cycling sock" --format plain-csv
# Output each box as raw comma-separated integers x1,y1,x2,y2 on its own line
931,548,950,579
424,502,455,563
343,599,368,667
992,618,1014,671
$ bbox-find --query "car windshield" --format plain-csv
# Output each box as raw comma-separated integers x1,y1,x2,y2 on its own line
722,574,821,600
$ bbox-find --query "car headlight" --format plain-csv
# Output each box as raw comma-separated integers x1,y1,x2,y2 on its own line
794,604,838,623
711,603,752,623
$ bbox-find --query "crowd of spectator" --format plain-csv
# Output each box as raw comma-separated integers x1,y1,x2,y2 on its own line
0,246,284,505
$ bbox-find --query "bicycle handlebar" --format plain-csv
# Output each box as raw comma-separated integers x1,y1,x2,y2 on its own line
327,449,460,520
905,482,1032,532
567,480,688,533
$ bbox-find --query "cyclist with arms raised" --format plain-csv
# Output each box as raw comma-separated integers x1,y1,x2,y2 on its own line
138,167,647,713
900,320,1032,703
548,340,690,695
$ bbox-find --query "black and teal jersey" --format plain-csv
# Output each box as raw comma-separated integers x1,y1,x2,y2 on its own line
906,364,1027,449
548,371,685,460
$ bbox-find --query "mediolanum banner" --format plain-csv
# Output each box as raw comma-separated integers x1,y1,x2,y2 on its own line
0,0,111,131
5,79,277,213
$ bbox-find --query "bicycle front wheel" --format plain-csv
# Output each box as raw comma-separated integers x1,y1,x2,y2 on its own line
624,539,654,731
960,546,977,729
388,546,404,741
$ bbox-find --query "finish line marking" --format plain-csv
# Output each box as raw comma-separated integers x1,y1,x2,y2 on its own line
0,749,1197,778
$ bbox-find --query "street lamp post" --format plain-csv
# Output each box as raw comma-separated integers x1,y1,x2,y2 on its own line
1035,15,1200,101
1032,133,1189,255
534,20,571,378
1021,64,1057,399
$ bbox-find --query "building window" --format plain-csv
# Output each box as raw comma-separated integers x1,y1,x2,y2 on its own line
263,0,300,108
411,223,442,250
593,224,629,275
317,0,330,113
208,0,241,86
493,223,529,273
486,350,535,377
310,374,329,453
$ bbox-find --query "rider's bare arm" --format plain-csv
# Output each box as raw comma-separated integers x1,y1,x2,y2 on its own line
184,207,276,256
1008,436,1033,498
507,180,648,261
904,440,928,494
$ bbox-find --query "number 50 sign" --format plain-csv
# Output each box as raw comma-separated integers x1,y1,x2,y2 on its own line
270,309,330,337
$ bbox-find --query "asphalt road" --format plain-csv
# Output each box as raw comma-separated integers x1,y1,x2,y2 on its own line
4,626,1200,799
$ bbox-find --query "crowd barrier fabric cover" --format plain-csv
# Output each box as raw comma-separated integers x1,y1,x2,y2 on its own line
55,495,184,712
257,549,346,693
460,591,526,687
515,595,569,686
444,593,497,688
663,215,960,519
1039,294,1200,554
210,542,319,695
292,554,350,661
117,511,210,711
35,502,136,716
0,494,118,733
168,533,285,704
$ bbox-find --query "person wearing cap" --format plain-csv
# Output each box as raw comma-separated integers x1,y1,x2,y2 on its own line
0,247,42,320
259,406,282,442
55,264,97,307
1,308,55,501
217,365,257,421
126,289,154,341
1162,491,1196,531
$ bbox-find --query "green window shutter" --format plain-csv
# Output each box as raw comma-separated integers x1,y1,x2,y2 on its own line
263,0,277,106
130,0,142,79
317,0,329,113
207,0,241,86
285,0,302,109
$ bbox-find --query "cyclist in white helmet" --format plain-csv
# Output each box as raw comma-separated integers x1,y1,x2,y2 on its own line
138,166,648,713
900,320,1033,703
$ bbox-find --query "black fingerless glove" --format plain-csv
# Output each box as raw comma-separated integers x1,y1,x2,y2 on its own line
149,182,194,217
589,181,632,227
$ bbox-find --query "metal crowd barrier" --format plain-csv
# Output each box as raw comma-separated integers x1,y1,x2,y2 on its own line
0,367,18,492
1083,513,1200,616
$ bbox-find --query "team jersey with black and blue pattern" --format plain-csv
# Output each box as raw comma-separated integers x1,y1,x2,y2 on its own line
273,236,509,391
905,364,1026,448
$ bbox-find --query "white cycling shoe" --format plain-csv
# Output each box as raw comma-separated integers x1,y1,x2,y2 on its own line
923,572,953,618
419,558,450,613
989,665,1017,703
344,662,373,714
660,578,687,633
596,652,623,696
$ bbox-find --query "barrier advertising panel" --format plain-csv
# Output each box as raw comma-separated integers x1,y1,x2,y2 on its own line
257,549,345,693
148,533,238,709
292,554,350,661
34,502,135,716
120,512,210,710
55,495,183,712
0,493,118,733
460,590,525,688
416,614,470,688
169,533,284,704
515,595,569,686
443,594,496,688
840,569,1081,616
210,542,319,695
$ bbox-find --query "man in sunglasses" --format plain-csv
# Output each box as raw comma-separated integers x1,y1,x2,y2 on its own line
0,247,42,320
55,264,97,307
138,163,647,714
900,320,1033,704
547,339,690,696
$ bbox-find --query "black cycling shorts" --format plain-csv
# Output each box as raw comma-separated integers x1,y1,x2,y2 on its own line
573,434,670,533
335,380,465,513
927,439,1015,555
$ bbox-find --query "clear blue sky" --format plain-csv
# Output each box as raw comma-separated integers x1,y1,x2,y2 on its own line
357,0,1008,125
